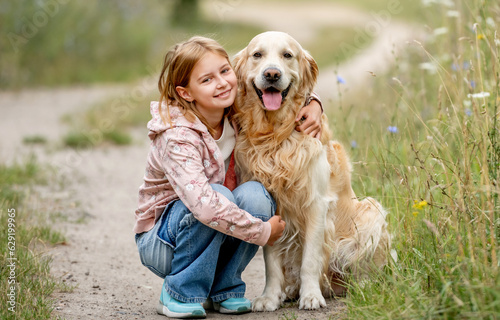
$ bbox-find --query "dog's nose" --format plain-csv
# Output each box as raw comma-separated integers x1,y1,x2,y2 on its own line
264,68,281,82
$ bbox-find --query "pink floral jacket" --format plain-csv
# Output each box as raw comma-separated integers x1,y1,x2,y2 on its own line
133,102,271,246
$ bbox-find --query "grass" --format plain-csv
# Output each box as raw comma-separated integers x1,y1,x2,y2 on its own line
0,157,68,320
23,135,47,145
0,0,371,90
324,0,500,318
0,1,266,89
308,26,374,69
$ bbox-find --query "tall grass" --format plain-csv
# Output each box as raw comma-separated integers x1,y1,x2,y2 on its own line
0,158,67,320
326,0,499,318
0,1,265,89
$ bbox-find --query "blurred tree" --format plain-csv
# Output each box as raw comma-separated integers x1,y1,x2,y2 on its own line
170,0,200,27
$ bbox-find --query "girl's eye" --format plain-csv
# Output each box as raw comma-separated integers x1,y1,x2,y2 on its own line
221,68,229,74
202,78,211,83
284,52,293,59
253,52,262,58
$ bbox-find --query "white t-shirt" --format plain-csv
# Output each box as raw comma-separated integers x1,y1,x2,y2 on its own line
215,117,236,172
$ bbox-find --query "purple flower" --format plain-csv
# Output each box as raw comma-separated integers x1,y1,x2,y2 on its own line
387,126,398,134
465,109,472,116
350,140,358,148
451,61,471,71
337,75,346,84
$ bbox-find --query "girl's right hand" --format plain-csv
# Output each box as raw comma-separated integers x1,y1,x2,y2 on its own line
267,215,286,246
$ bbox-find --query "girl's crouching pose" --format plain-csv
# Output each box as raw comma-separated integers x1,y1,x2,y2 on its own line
133,36,322,319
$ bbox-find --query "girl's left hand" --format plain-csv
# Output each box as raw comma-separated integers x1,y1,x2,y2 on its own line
295,100,322,139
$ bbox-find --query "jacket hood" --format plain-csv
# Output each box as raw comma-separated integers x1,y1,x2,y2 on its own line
147,101,208,140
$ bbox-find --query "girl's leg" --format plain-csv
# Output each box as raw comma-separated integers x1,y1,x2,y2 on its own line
135,206,175,279
209,182,275,302
164,197,235,304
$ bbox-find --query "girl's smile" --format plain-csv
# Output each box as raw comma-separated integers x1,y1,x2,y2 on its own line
176,52,237,129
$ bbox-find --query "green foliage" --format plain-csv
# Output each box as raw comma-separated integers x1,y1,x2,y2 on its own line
0,159,66,320
308,27,374,69
326,0,500,318
170,0,200,27
0,1,164,88
23,135,48,145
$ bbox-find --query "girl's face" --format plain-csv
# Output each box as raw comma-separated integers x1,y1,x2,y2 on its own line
176,52,237,118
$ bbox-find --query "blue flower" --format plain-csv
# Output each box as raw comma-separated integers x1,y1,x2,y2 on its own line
465,109,472,116
350,140,358,148
337,75,346,84
451,61,471,71
387,126,398,134
469,80,476,88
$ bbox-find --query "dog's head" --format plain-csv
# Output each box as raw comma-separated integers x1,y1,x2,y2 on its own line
233,31,318,112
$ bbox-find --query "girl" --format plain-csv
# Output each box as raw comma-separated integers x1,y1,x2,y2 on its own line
134,36,323,319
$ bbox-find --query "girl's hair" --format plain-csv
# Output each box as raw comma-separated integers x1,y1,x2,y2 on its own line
158,36,231,136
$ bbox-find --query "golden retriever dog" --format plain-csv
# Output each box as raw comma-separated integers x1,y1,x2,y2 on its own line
232,31,390,311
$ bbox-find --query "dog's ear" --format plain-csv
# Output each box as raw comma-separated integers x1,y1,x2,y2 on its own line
232,48,248,80
300,50,318,92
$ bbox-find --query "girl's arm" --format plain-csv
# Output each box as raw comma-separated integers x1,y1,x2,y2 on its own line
295,93,323,139
161,130,271,246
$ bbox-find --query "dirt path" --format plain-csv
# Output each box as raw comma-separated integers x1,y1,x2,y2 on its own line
203,1,418,102
0,2,419,319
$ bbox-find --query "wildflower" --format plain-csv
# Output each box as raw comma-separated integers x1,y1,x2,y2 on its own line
486,17,495,27
465,108,472,117
350,140,357,148
477,34,485,40
412,211,419,217
469,80,476,89
419,62,437,74
412,200,428,210
446,10,460,18
387,126,398,134
337,75,346,84
467,92,490,98
433,27,449,36
451,61,470,71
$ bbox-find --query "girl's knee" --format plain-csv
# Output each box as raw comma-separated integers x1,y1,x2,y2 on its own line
233,181,275,221
211,184,236,204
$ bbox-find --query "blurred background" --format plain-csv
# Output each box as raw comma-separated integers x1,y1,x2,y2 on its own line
0,0,423,88
1,1,499,319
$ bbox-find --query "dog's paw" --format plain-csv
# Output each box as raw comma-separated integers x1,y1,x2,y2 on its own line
298,291,327,310
252,293,285,312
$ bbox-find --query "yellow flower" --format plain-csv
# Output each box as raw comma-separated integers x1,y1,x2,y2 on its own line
477,34,485,40
412,200,428,210
412,211,419,217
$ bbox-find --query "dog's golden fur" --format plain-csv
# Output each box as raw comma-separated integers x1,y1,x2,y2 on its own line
232,31,390,311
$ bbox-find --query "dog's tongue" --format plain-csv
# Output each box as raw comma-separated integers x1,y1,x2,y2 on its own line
262,90,282,110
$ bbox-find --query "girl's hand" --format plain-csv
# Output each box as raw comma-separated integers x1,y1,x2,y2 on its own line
295,100,322,139
267,215,286,246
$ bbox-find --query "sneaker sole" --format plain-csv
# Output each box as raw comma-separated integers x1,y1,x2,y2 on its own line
156,302,206,319
216,305,251,314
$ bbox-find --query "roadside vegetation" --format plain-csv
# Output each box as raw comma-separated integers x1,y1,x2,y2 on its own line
2,0,497,318
0,158,68,320
326,0,499,318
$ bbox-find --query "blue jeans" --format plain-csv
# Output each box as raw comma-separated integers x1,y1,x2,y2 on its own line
135,181,276,303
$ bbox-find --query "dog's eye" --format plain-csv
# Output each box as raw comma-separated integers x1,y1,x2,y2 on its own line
253,52,262,58
283,52,293,59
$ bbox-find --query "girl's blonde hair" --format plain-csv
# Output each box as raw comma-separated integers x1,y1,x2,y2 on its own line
158,36,232,136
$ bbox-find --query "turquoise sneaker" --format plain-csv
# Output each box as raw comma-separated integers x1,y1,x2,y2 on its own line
214,297,252,314
156,285,206,319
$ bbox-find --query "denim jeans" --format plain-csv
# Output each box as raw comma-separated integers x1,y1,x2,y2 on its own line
135,181,275,303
